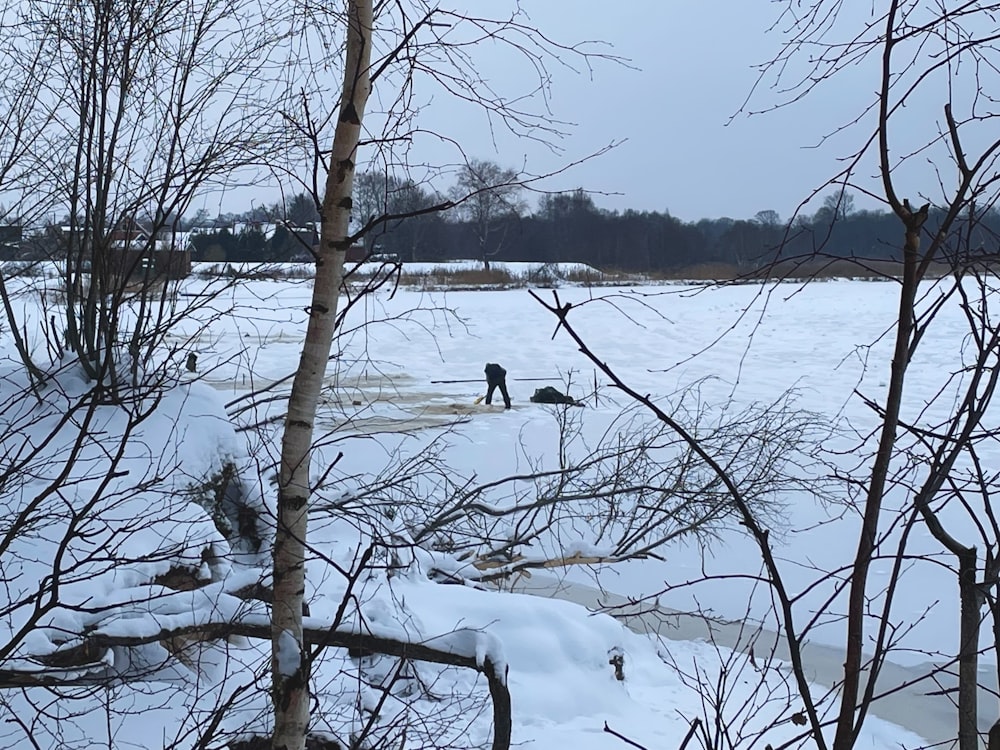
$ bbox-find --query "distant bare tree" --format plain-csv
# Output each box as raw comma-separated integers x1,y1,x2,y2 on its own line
815,190,855,225
450,159,526,270
354,170,439,258
753,209,781,228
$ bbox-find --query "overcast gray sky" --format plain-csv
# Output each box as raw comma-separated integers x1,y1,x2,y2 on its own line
205,2,992,225
422,1,881,224
224,3,925,225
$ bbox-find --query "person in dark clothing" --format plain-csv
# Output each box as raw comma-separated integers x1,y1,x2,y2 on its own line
484,362,511,408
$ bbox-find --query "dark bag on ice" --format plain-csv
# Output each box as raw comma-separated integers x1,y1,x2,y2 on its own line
529,386,580,405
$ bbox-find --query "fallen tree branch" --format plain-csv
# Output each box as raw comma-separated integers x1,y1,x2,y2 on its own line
3,621,511,750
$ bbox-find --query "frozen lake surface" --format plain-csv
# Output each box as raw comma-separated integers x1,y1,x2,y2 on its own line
2,272,990,748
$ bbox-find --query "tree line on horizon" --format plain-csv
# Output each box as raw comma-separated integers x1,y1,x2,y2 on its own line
11,159,1000,272
188,164,1000,271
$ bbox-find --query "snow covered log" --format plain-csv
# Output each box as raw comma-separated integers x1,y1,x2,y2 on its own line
3,622,511,750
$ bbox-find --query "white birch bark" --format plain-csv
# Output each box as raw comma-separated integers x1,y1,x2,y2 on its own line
271,2,372,748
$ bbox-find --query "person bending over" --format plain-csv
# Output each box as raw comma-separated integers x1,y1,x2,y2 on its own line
484,362,511,408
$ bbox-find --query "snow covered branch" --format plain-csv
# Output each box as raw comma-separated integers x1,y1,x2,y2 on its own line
6,617,511,750
316,397,812,586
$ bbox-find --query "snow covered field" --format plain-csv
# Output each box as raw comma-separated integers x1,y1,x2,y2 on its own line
0,272,988,748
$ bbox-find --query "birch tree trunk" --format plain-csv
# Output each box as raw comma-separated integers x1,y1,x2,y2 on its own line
271,2,372,748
